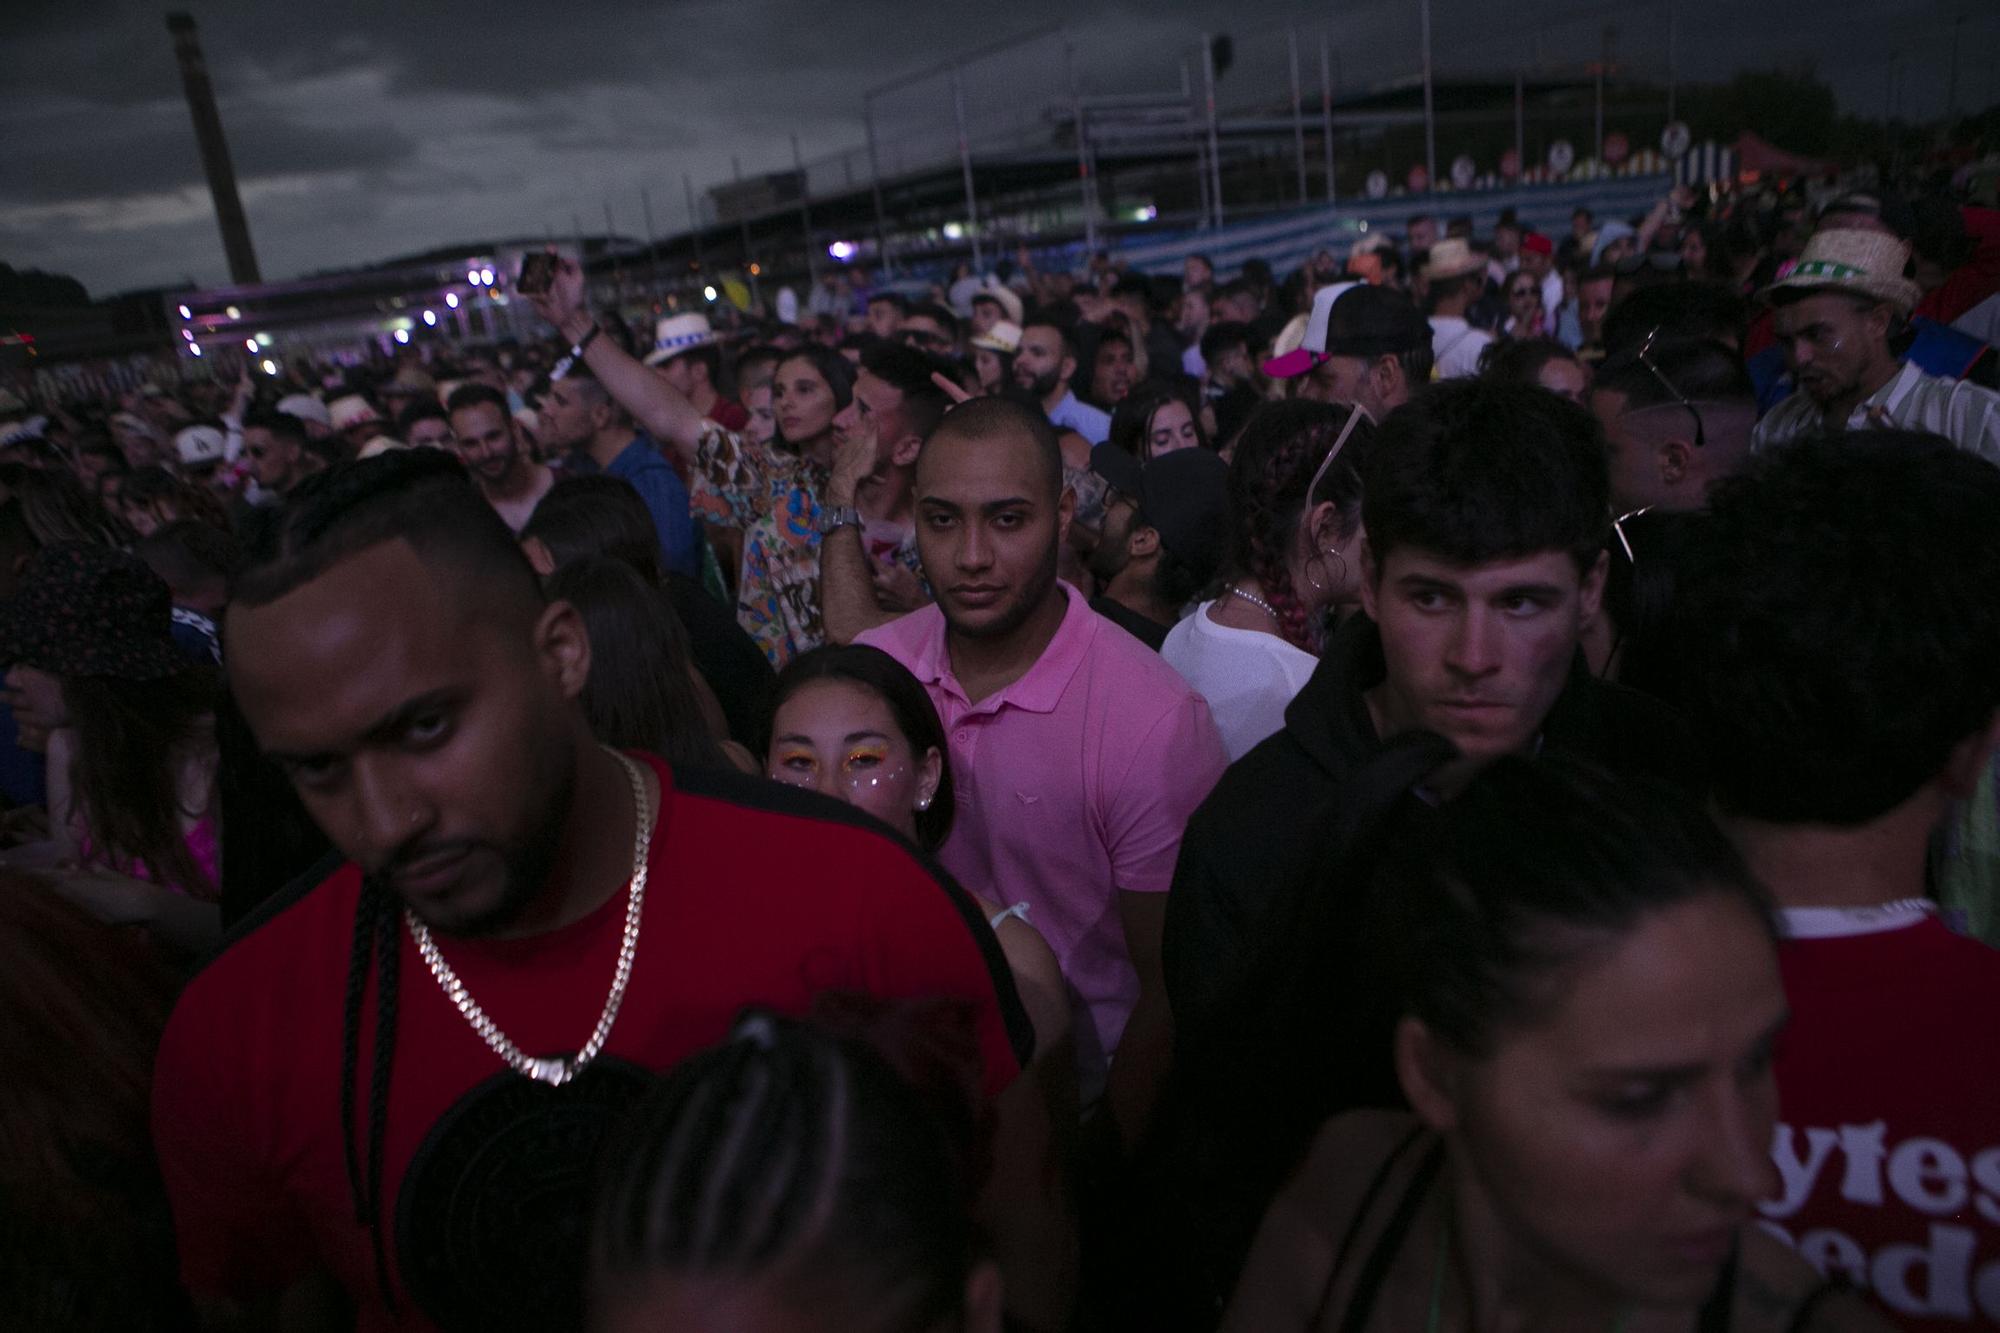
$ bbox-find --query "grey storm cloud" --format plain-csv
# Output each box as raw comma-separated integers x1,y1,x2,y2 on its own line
0,0,1989,296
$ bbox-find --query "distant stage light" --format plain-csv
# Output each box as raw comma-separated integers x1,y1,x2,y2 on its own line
244,338,259,352
394,328,411,344
828,240,856,261
225,305,241,319
446,292,460,308
703,285,718,301
261,358,278,374
181,328,195,341
177,304,192,319
422,310,438,326
256,332,273,347
467,269,482,285
480,268,495,285
189,344,203,357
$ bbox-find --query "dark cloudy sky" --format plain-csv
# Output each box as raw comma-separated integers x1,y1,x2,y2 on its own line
2,0,1987,298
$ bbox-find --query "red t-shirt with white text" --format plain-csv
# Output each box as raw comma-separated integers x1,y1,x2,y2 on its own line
1760,907,2000,1330
151,755,1028,1331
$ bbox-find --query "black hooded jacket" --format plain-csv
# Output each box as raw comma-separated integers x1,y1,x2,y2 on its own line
1162,613,1702,1054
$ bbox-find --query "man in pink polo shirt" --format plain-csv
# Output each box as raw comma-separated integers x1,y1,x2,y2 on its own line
858,397,1227,1113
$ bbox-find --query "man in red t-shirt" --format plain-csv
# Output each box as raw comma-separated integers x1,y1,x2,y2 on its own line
152,450,1028,1331
1680,433,2000,1331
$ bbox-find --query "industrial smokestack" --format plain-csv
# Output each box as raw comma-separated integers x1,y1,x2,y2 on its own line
166,12,261,285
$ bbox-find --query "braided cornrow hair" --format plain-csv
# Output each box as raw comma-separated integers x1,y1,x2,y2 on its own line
339,876,403,1313
1222,400,1374,654
590,999,985,1332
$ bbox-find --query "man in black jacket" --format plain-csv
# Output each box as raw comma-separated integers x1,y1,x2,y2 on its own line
1101,381,1701,1327
1163,379,1698,1044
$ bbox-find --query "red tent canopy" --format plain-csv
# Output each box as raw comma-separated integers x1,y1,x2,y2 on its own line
1733,131,1834,178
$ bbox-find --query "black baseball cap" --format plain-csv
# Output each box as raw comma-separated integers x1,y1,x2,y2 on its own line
1138,447,1230,585
1321,285,1432,359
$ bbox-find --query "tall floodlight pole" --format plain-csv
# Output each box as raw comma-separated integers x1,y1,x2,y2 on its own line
791,133,818,286
639,185,660,306
1320,33,1337,206
1202,34,1225,227
950,63,984,270
165,13,261,284
1067,41,1097,255
682,173,706,276
1419,0,1438,192
1289,28,1308,202
1515,69,1526,178
863,93,894,274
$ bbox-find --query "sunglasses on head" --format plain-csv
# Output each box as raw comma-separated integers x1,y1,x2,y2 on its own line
1632,326,1706,450
1611,505,1653,565
1304,402,1370,507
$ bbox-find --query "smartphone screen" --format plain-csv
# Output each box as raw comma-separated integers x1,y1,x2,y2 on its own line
517,252,556,296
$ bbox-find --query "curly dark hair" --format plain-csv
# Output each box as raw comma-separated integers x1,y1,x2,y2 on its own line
1222,400,1375,652
1363,378,1609,576
1477,336,1581,388
1678,431,2000,824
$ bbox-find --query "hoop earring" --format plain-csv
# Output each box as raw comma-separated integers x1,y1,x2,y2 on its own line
1304,546,1348,597
1323,546,1348,593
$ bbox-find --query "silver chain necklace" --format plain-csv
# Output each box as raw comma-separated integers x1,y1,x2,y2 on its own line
1227,583,1279,620
406,749,653,1087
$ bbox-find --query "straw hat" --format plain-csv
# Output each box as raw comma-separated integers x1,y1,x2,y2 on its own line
970,320,1023,355
971,282,1024,326
643,313,719,366
276,393,331,430
1422,238,1487,282
328,394,382,433
1760,229,1923,315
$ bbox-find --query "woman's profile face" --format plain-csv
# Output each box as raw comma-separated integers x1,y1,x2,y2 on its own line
744,383,776,446
1418,893,1786,1310
972,348,1007,395
772,356,838,446
766,679,937,840
1145,399,1200,459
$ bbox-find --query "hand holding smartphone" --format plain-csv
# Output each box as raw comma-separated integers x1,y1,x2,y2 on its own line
516,251,558,296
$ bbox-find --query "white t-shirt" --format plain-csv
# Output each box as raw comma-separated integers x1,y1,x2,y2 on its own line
1429,315,1493,380
1161,601,1319,761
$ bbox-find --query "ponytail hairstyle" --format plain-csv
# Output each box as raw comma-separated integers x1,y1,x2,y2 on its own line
1364,754,1771,1058
1157,739,1769,1306
591,996,989,1333
1220,400,1375,650
544,555,729,773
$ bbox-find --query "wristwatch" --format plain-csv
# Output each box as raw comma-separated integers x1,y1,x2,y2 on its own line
815,505,863,536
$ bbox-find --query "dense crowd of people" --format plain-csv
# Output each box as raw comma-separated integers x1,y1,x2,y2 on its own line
3,165,2000,1332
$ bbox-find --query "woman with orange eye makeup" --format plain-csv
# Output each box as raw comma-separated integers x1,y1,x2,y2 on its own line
766,645,1068,1063
768,644,1081,1328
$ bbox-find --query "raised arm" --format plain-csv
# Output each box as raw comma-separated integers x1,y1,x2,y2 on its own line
819,413,900,644
525,254,707,465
